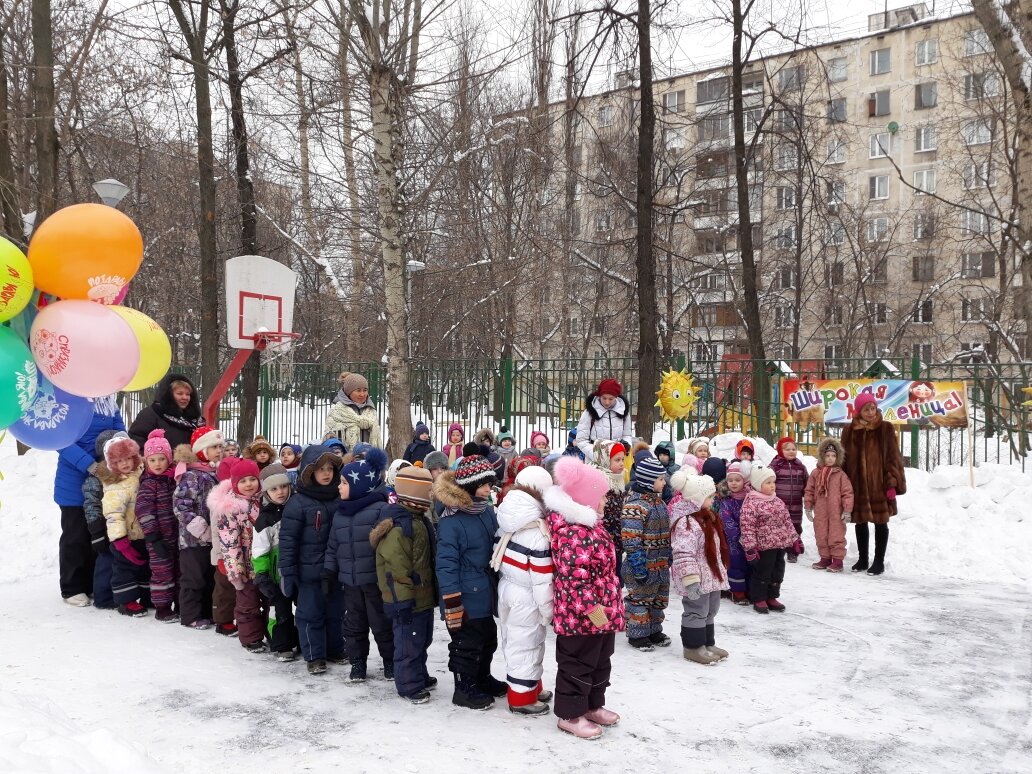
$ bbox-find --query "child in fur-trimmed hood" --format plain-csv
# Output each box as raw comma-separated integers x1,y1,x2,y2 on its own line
803,437,854,573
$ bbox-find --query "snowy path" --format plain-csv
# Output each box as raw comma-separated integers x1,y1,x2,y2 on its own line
2,564,1029,774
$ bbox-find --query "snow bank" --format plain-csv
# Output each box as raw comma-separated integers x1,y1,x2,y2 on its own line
0,434,61,585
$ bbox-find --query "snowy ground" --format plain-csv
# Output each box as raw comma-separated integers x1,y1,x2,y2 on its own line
1,438,1031,773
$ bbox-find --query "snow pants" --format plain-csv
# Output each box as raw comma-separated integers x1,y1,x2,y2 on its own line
498,582,549,707
59,506,94,598
447,616,498,681
111,539,150,606
92,549,115,608
680,591,721,648
212,571,236,626
623,570,669,640
392,609,434,698
296,581,344,663
554,632,615,720
235,578,266,647
749,549,786,603
814,512,847,560
343,583,394,666
146,540,179,611
178,546,214,626
266,589,299,655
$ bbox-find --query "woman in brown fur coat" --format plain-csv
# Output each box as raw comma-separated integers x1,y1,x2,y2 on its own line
841,392,906,576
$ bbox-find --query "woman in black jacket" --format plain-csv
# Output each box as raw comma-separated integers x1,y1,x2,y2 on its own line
128,373,204,451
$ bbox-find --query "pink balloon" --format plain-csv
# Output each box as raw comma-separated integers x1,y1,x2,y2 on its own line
29,300,141,398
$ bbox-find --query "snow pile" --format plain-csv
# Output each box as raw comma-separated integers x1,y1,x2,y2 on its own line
0,693,163,773
0,435,61,585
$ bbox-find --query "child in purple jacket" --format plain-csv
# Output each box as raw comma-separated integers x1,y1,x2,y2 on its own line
137,430,179,623
770,437,808,563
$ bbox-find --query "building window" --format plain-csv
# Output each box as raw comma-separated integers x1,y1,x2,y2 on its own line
915,126,937,152
775,267,798,289
775,186,797,210
828,222,846,245
827,56,847,82
824,344,844,362
693,272,725,291
599,105,615,127
867,216,889,241
962,298,988,321
698,114,729,141
826,305,844,326
695,304,717,327
913,213,936,240
867,302,888,324
961,210,991,235
568,317,580,335
870,258,889,284
915,39,938,65
571,210,581,235
963,161,993,189
695,78,727,105
827,261,844,286
965,71,1002,100
773,225,798,249
913,299,934,323
744,107,763,133
962,251,996,278
779,64,804,91
912,254,935,281
595,210,612,232
693,342,718,361
869,174,889,200
827,98,847,123
663,89,686,113
774,145,799,171
962,118,993,145
915,82,937,109
827,179,845,205
827,138,847,164
696,152,731,179
913,169,936,195
665,128,686,150
868,89,890,117
964,28,991,57
869,132,890,158
912,343,933,363
774,307,797,328
870,47,891,75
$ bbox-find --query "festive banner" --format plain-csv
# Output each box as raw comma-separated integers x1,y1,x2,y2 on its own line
782,378,969,427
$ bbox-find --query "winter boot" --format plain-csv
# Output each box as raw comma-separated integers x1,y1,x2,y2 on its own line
307,660,327,675
348,661,367,683
584,707,621,727
405,689,431,705
477,674,508,698
628,637,655,652
326,653,349,665
215,622,238,637
732,591,750,606
705,625,728,659
752,601,769,615
538,688,553,703
383,662,394,680
509,701,550,716
185,618,212,630
648,631,672,647
276,650,298,662
452,674,494,710
868,524,888,576
827,558,844,573
557,716,604,739
766,598,786,612
425,676,438,691
811,556,831,570
64,593,90,608
683,646,719,665
118,601,148,618
852,523,870,572
243,641,268,654
786,553,798,564
155,607,179,623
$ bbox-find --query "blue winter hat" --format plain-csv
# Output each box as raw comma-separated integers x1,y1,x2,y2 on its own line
351,442,374,458
341,459,381,499
633,455,666,491
325,438,347,453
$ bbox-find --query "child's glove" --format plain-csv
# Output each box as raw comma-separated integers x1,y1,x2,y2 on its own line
320,571,335,598
112,537,146,566
147,537,170,560
745,549,760,564
230,576,246,592
805,508,814,522
280,576,297,599
683,581,702,601
88,521,109,554
627,551,648,581
443,592,464,630
185,518,211,541
586,605,610,628
885,487,897,501
841,511,851,523
256,574,279,601
792,538,804,555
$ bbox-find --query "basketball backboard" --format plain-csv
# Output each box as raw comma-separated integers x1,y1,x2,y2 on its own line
224,255,298,351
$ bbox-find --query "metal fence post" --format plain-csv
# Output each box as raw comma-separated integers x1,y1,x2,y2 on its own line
675,352,687,441
259,363,271,438
910,356,920,468
502,356,514,430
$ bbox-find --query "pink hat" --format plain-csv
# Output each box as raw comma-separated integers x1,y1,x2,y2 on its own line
530,430,550,449
230,458,261,496
143,429,172,461
854,392,878,413
726,461,744,478
554,456,609,509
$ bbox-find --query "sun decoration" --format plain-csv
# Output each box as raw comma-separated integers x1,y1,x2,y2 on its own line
655,368,701,421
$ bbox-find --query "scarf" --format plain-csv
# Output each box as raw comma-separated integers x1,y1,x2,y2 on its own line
691,506,731,582
749,489,777,503
337,489,387,518
814,464,835,497
296,477,341,502
730,484,749,501
855,412,883,431
443,496,490,519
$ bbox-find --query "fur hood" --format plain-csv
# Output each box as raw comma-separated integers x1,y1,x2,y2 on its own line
816,437,845,468
174,444,198,464
207,478,252,517
585,391,629,421
473,428,497,448
544,485,598,528
369,517,395,550
496,484,545,533
96,462,119,486
432,471,473,510
153,373,201,421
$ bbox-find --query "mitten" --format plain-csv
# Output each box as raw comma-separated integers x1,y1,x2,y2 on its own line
280,575,298,599
148,538,170,560
186,518,211,541
805,508,814,522
443,592,464,630
627,551,648,581
230,576,246,592
886,487,897,501
841,511,851,523
256,574,278,601
89,522,110,554
586,605,610,628
683,582,702,601
112,537,146,566
745,549,760,564
87,462,99,475
792,538,804,555
320,571,335,598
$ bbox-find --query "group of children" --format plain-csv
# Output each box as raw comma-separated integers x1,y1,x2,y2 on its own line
76,370,857,741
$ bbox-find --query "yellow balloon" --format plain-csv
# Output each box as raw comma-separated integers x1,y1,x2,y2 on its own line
109,306,171,391
0,236,33,323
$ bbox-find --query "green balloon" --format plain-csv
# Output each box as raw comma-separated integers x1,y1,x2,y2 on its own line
0,325,38,429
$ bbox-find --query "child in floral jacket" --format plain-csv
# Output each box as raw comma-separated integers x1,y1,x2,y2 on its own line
740,465,798,614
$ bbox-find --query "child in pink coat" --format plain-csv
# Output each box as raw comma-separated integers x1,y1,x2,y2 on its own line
803,438,854,573
740,465,797,614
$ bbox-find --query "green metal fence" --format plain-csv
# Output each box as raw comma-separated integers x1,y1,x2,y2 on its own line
119,356,1031,471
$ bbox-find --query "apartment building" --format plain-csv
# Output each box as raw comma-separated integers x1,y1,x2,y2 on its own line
548,3,1026,366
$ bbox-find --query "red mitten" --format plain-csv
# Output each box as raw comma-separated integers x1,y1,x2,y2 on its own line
112,538,146,566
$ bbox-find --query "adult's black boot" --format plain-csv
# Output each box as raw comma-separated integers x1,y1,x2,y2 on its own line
868,524,889,576
851,523,870,573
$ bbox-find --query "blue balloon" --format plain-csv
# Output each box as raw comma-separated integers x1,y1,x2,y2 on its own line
8,376,94,451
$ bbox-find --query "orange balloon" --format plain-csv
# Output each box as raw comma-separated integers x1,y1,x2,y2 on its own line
27,203,143,302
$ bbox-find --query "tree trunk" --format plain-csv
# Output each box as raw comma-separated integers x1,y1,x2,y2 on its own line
634,0,659,442
731,0,770,436
0,24,22,244
221,0,260,446
369,64,411,459
31,0,59,222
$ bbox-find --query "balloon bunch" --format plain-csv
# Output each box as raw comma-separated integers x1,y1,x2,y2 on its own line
0,204,172,450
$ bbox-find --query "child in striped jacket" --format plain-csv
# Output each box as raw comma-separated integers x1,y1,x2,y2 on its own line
136,430,179,623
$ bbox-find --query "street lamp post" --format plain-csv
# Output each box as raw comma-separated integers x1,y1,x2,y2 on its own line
92,178,130,207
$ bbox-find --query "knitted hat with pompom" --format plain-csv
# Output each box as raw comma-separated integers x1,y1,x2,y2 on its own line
143,429,172,462
554,456,608,509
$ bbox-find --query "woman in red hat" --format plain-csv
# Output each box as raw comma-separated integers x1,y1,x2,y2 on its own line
573,378,634,457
